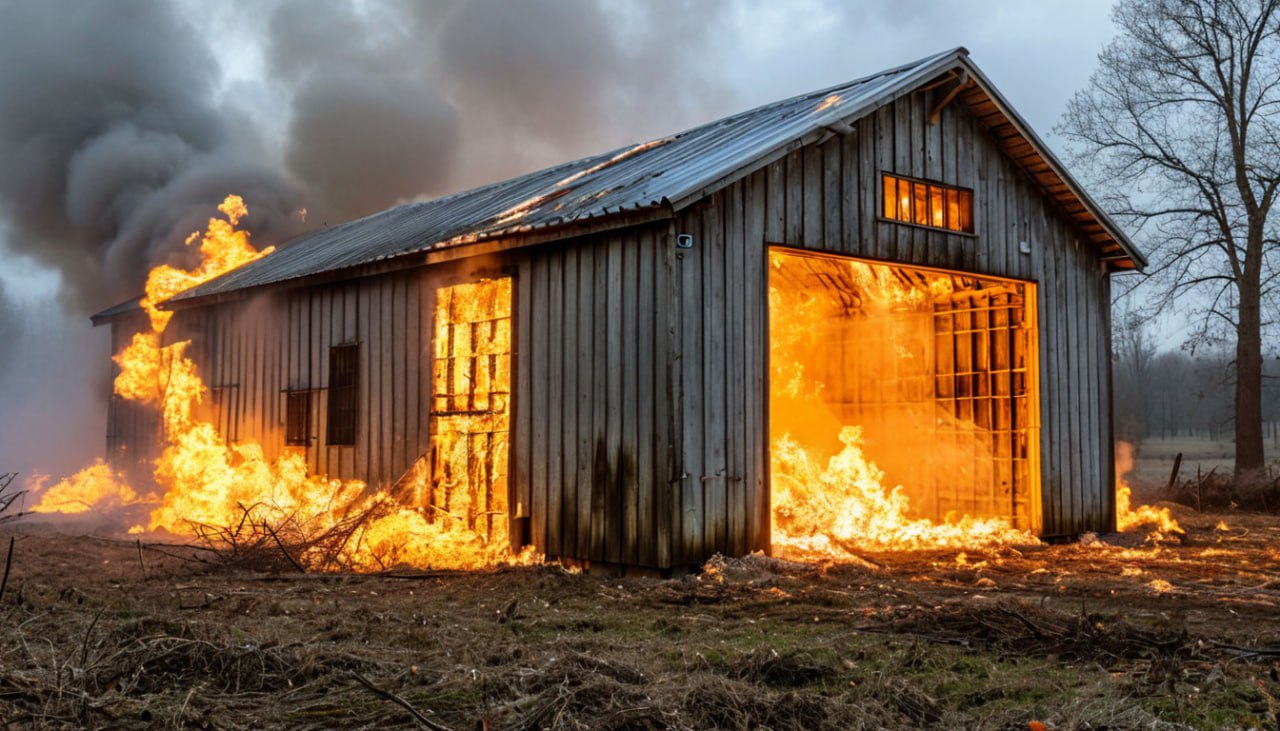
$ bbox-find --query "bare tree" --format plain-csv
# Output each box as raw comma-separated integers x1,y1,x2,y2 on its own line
1060,0,1280,478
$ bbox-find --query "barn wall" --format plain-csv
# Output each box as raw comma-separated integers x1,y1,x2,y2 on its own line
512,224,680,568
675,84,1114,540
105,313,163,491
161,268,436,492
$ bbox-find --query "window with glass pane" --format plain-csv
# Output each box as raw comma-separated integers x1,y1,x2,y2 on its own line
881,174,974,234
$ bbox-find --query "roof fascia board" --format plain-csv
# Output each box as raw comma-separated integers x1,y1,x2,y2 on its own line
164,204,673,312
954,58,1147,270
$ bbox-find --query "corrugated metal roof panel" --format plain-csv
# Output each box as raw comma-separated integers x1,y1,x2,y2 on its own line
159,46,1142,307
173,48,964,303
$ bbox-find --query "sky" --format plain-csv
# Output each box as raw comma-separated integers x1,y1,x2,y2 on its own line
0,0,1120,479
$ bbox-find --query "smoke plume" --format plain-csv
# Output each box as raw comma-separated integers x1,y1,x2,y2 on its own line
0,0,734,478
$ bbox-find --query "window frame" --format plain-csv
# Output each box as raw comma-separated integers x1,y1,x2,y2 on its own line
325,344,359,446
284,390,312,447
879,172,975,236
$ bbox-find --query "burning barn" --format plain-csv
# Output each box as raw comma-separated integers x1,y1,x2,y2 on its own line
93,48,1144,571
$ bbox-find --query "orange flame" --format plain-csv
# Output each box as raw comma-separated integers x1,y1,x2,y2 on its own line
768,250,1036,558
1114,441,1181,536
26,461,139,515
35,196,534,571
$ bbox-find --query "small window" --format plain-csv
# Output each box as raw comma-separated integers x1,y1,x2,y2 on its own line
882,174,973,233
285,391,311,446
326,345,358,445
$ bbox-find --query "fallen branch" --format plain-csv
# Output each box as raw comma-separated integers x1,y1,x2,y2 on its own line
350,670,452,730
0,536,13,603
263,521,307,574
1212,642,1280,658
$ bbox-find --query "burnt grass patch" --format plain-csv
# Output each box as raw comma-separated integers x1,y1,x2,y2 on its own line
2,510,1280,729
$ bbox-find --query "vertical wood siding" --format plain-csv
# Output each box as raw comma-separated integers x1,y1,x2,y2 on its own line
513,225,677,568
151,269,432,492
674,86,1113,544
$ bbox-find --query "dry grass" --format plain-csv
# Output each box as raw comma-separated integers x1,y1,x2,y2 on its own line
1,511,1280,729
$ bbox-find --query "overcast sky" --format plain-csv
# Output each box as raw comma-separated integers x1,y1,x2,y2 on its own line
0,0,1119,479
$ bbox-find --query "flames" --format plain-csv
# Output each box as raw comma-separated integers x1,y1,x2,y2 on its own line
1114,441,1181,536
772,428,1031,554
768,250,1036,557
33,196,530,571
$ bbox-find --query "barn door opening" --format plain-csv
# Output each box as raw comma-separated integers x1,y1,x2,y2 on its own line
427,277,513,546
768,248,1040,554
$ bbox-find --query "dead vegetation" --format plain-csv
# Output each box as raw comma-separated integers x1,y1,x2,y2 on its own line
1,510,1280,729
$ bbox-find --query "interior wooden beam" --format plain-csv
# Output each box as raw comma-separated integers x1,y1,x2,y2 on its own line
929,72,971,125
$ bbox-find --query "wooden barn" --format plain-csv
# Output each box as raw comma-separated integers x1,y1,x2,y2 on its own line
95,48,1145,570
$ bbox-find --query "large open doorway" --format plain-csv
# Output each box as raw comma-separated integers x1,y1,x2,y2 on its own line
426,277,513,547
768,248,1040,553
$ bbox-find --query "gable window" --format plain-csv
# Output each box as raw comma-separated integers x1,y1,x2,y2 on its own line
285,391,311,446
326,344,358,446
882,173,973,234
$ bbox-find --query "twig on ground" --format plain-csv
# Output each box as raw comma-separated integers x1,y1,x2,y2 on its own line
1212,642,1280,658
264,521,307,573
136,539,146,579
0,536,14,603
350,670,453,730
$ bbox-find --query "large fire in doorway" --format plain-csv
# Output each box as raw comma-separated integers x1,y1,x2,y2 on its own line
31,196,529,571
768,249,1038,556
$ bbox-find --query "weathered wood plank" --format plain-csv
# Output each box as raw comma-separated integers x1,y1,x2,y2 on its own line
803,142,823,247
605,234,624,564
530,253,550,554
703,195,727,556
784,149,803,245
513,258,533,541
560,247,580,558
635,229,656,566
576,243,595,560
745,172,769,554
621,231,640,565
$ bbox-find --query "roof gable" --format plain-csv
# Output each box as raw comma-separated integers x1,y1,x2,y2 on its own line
138,48,1140,312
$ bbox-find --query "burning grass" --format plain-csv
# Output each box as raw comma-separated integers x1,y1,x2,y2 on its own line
3,509,1279,729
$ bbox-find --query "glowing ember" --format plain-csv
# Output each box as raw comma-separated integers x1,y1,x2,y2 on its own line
815,93,842,112
768,249,1036,558
34,195,533,571
1114,441,1181,536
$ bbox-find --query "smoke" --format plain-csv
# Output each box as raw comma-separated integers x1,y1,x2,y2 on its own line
0,0,735,479
0,0,305,313
267,0,735,213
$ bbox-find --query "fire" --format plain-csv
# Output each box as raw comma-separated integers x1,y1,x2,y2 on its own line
1114,441,1181,536
768,249,1036,557
772,428,1032,553
26,461,139,515
34,196,532,571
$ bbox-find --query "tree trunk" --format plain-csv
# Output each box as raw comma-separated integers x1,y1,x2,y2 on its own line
1235,268,1266,479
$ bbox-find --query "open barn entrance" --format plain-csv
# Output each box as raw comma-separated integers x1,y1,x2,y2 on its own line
768,248,1040,553
426,278,513,546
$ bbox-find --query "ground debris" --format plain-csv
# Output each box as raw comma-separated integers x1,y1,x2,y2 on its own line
1,510,1276,729
864,599,1192,661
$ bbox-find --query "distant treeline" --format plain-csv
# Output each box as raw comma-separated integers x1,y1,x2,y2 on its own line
1112,345,1280,445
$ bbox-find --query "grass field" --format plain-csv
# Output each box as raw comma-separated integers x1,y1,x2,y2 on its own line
2,509,1280,729
1128,437,1238,491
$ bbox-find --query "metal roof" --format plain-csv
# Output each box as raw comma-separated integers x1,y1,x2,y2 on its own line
147,47,1140,310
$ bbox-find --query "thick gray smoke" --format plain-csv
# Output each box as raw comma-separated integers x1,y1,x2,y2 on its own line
0,0,734,478
0,0,305,314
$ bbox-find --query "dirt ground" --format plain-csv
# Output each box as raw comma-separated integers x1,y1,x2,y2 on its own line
1,508,1279,730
